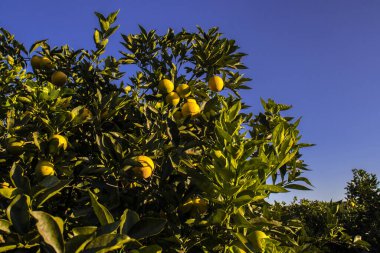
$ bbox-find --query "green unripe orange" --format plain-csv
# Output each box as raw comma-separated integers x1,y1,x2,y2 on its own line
165,92,180,106
176,83,191,98
181,99,200,117
51,71,67,86
208,76,224,92
35,161,55,177
158,79,174,93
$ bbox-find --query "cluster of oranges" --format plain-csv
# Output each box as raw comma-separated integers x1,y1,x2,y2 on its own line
157,75,224,118
30,55,67,87
130,76,224,178
34,134,68,177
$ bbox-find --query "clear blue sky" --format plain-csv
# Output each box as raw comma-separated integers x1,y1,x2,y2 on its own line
1,0,379,202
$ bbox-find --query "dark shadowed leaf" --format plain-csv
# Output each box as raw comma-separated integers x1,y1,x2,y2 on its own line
128,218,167,239
6,194,30,234
120,208,140,235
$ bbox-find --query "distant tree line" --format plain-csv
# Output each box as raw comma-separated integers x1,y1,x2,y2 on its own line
271,169,380,253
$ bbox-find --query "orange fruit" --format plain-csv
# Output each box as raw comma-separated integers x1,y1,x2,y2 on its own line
40,57,53,69
176,84,191,98
181,99,200,117
132,156,155,179
35,161,55,177
51,71,67,86
158,79,174,93
208,76,224,92
165,92,180,106
31,55,42,69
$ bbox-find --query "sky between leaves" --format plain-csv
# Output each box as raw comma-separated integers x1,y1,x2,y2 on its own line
1,0,379,203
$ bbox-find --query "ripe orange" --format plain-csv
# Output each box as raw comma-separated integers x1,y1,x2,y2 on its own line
181,99,200,117
165,92,180,106
31,55,42,69
176,84,191,98
51,71,67,86
35,161,55,177
208,76,224,92
40,57,53,69
158,79,174,93
132,156,155,179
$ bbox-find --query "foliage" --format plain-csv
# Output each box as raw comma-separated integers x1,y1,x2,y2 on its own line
0,10,314,252
270,198,371,253
343,169,380,252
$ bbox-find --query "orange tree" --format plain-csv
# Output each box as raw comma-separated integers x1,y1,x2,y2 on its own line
0,11,313,253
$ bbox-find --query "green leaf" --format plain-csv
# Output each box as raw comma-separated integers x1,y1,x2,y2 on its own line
10,163,31,195
65,234,94,253
97,221,121,236
29,39,48,53
229,245,247,253
215,125,232,143
209,209,227,224
89,191,114,226
257,184,289,193
276,148,299,169
72,226,98,236
6,194,30,234
137,245,163,253
30,211,64,253
34,179,71,208
94,29,101,44
0,187,20,199
100,20,110,31
120,208,140,235
0,244,18,252
128,218,167,239
83,234,133,253
228,101,241,122
107,10,120,23
0,219,12,234
284,184,311,191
